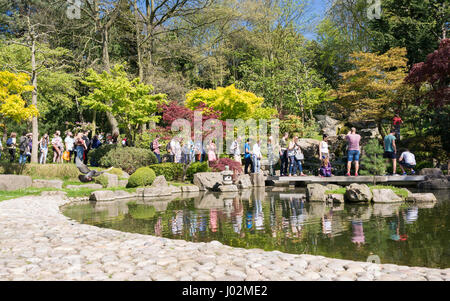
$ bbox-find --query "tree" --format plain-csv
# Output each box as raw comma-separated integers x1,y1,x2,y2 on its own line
335,47,411,132
369,0,449,66
185,84,275,120
360,139,386,175
79,64,167,140
0,71,38,124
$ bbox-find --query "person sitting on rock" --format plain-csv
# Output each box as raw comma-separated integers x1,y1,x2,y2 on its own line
399,149,416,175
319,157,333,177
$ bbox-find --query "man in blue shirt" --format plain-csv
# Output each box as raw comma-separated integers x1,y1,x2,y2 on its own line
244,138,253,174
383,129,398,175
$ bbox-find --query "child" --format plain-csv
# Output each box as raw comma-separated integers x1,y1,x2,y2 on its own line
319,157,333,177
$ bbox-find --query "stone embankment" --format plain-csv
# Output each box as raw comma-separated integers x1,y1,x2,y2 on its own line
0,194,448,281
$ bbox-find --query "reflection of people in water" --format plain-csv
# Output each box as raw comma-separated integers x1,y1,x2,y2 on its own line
389,212,408,241
351,220,365,247
254,198,264,231
189,211,197,237
322,209,333,237
154,216,162,237
231,196,244,234
405,206,419,224
289,197,303,238
210,209,218,233
170,210,184,235
198,213,207,233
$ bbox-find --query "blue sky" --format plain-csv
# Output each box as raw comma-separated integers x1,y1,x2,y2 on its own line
301,0,329,40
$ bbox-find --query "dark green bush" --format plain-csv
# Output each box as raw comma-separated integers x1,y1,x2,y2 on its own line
148,163,184,181
99,147,157,174
415,161,434,171
127,167,156,187
89,144,117,167
186,161,210,182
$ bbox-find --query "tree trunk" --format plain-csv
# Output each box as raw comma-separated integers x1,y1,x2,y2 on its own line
29,17,39,164
134,0,143,81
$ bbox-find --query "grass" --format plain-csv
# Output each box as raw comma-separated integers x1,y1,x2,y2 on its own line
168,181,191,187
325,185,410,198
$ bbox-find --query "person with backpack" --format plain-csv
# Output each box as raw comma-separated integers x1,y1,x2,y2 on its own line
151,135,161,163
18,133,31,164
6,132,17,163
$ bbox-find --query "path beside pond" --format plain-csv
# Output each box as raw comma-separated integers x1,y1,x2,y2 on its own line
0,195,449,281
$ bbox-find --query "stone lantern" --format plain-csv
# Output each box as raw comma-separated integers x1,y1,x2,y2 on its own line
221,165,234,185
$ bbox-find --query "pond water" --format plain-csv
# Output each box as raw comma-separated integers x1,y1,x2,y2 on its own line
63,189,450,268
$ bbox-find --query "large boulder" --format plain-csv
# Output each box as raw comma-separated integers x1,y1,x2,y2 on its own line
32,179,63,189
236,174,252,189
151,175,168,188
316,115,342,136
372,189,403,203
327,193,344,203
0,175,32,191
407,193,437,202
345,183,372,202
250,173,265,187
419,168,443,177
103,173,118,188
306,184,328,202
89,190,134,202
136,186,172,198
219,184,238,192
193,172,223,191
297,139,320,159
181,185,200,193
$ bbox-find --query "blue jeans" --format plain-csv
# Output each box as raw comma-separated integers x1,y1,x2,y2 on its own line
19,153,27,164
289,156,302,175
154,152,161,163
347,150,360,162
252,155,260,173
76,146,84,161
39,148,48,164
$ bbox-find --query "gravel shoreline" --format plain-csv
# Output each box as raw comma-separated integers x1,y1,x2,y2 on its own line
0,194,448,281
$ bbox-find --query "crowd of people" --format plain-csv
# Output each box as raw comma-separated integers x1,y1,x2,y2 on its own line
1,114,415,176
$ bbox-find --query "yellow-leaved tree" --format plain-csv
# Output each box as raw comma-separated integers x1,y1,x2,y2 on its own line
0,71,38,126
335,48,412,132
185,84,276,120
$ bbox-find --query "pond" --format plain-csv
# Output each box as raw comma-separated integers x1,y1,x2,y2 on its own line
63,189,450,269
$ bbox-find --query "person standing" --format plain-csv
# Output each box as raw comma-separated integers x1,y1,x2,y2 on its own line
230,136,242,164
384,129,398,175
64,132,75,163
244,138,253,174
252,138,262,173
194,140,203,162
0,139,2,161
82,130,91,165
319,134,329,159
287,137,296,177
206,139,217,165
39,134,49,164
74,133,86,162
6,132,17,162
345,128,361,176
52,131,63,163
18,133,31,164
393,114,403,140
293,136,305,176
279,133,289,176
267,136,276,176
151,135,161,163
173,137,182,163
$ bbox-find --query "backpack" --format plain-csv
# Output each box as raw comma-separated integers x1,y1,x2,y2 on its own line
6,137,13,147
150,140,155,151
19,137,28,152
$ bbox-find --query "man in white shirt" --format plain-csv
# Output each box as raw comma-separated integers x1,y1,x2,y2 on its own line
64,132,75,162
231,136,242,163
252,138,262,173
399,149,416,175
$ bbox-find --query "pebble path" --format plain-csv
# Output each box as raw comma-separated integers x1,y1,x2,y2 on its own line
0,194,449,281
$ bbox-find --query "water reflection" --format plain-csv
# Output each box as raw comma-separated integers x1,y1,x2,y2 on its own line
63,189,449,268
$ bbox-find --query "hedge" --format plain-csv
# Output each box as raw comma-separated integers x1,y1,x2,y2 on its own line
127,167,156,187
148,163,184,181
98,147,157,174
0,163,79,179
186,161,210,182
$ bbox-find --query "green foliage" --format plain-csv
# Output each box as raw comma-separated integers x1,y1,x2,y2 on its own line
94,174,109,188
325,188,346,195
360,139,386,175
186,161,210,182
0,163,79,179
108,167,125,177
279,117,320,138
368,185,410,199
99,147,157,174
79,64,167,138
127,167,156,188
415,161,434,171
88,144,117,167
148,163,184,181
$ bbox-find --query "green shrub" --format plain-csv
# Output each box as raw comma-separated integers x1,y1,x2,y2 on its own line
94,174,109,188
360,139,386,175
148,163,184,181
89,144,117,167
186,161,210,182
0,163,79,179
415,161,434,171
99,147,157,174
127,167,156,187
108,167,125,177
